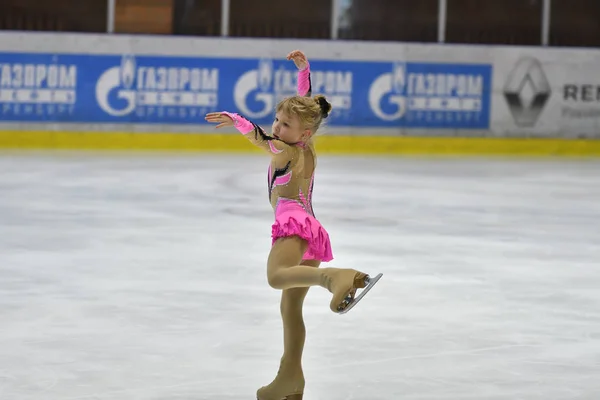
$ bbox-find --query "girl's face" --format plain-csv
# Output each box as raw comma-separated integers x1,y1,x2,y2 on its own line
272,111,310,145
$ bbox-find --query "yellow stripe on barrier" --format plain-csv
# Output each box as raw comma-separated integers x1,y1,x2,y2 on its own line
0,131,261,152
0,130,599,156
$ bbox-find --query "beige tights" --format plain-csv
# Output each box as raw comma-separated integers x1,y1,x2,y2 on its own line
257,237,317,399
258,236,365,399
266,237,318,371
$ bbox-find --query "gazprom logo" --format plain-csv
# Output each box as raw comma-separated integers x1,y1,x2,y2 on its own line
96,54,219,118
234,58,353,119
96,55,136,116
369,62,407,121
234,58,278,119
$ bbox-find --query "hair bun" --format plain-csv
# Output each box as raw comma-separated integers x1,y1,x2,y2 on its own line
314,95,332,119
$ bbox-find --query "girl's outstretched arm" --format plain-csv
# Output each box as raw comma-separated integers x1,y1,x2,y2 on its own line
204,111,291,156
287,50,312,97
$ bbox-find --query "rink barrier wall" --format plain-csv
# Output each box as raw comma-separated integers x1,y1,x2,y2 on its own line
1,32,600,155
1,130,600,156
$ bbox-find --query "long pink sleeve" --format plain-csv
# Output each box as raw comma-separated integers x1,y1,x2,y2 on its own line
221,111,255,135
221,111,290,156
297,62,312,97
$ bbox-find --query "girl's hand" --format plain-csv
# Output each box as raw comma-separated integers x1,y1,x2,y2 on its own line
205,112,234,128
286,50,308,70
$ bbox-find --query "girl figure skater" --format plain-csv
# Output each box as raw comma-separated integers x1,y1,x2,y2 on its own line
205,50,381,400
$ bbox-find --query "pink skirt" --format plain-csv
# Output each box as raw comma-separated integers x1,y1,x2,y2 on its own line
271,199,333,262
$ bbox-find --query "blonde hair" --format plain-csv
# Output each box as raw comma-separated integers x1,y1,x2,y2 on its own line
276,95,332,134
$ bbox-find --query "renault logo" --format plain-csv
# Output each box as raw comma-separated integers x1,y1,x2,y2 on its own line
503,57,551,127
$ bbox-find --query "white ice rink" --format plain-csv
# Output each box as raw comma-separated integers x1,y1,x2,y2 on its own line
1,152,600,400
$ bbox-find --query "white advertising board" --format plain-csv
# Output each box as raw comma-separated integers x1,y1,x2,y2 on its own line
492,47,600,138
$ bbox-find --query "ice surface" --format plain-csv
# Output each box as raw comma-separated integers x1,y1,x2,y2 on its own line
1,152,599,400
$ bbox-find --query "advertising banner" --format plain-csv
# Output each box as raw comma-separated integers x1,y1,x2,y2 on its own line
0,51,492,130
493,50,600,138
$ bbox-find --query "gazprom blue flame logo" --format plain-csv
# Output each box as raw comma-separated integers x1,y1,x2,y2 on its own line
96,55,136,116
393,62,405,94
258,59,272,92
369,62,406,121
120,55,136,89
234,58,277,119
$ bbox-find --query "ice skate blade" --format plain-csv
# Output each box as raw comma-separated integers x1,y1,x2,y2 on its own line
338,273,382,314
